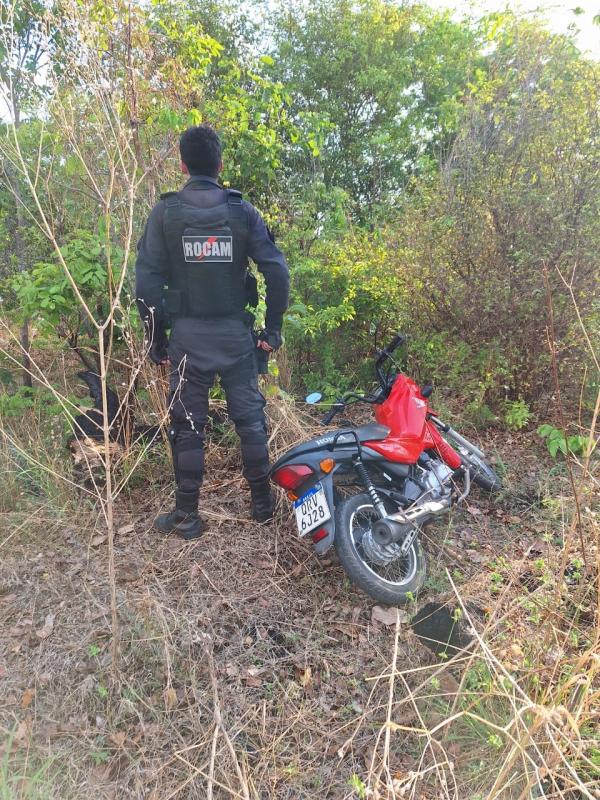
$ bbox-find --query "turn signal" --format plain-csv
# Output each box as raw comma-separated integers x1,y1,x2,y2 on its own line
319,457,335,474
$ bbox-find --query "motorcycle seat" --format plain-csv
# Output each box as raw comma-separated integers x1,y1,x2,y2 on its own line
271,424,391,470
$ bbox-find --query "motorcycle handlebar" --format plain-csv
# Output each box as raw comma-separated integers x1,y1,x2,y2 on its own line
385,332,405,354
375,332,406,392
320,336,406,423
321,392,373,425
321,409,338,425
321,402,344,425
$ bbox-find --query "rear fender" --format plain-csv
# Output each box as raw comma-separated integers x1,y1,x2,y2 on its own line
272,448,342,554
273,446,389,556
310,473,336,554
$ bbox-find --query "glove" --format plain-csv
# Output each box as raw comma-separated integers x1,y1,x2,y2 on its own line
257,328,282,352
148,327,169,365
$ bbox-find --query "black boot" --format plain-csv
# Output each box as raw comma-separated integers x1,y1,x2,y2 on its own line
154,490,205,540
249,480,275,523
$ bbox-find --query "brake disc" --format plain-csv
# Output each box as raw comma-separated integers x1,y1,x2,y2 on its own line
361,530,404,566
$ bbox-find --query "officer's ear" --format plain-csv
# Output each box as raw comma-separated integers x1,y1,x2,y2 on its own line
217,160,223,175
180,161,190,175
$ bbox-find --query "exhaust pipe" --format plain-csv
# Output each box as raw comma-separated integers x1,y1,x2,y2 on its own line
372,497,452,546
371,468,471,548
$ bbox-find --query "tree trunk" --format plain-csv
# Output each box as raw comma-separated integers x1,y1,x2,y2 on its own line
12,103,32,387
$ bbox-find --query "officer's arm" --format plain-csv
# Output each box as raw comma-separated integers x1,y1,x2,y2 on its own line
245,204,290,332
135,201,170,355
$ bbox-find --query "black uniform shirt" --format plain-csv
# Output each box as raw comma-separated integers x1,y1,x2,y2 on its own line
135,175,290,337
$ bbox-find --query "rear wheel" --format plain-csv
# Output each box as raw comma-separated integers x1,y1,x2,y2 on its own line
334,493,426,605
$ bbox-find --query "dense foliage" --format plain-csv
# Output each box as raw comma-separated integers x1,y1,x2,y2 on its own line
1,0,599,427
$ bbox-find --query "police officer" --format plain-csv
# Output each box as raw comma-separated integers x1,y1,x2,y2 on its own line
135,124,289,539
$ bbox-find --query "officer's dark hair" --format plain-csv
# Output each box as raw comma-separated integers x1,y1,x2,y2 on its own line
179,124,222,177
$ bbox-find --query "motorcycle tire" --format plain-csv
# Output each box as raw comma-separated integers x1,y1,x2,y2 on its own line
334,492,426,605
460,450,502,493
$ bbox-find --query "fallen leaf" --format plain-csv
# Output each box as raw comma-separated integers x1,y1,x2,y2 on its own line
438,671,460,695
35,613,55,640
528,540,546,554
371,606,408,626
14,719,30,743
21,688,35,709
9,624,31,637
332,622,356,637
109,731,126,747
91,534,107,547
118,564,142,582
467,505,483,517
466,549,488,564
296,666,312,687
163,687,177,711
118,523,135,536
509,644,524,659
242,666,266,687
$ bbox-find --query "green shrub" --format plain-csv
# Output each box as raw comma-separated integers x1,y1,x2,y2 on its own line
537,424,593,458
505,399,531,430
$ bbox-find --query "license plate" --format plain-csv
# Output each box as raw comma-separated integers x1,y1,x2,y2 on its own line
294,482,331,537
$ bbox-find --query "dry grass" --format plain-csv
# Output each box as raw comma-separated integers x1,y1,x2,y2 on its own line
1,388,598,799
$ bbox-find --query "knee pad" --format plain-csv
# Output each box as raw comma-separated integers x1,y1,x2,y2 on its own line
235,416,267,445
168,425,205,491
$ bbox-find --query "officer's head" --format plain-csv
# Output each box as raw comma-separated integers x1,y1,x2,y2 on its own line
179,124,222,178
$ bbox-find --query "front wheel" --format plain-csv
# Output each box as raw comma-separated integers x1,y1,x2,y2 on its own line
459,449,502,493
334,493,426,605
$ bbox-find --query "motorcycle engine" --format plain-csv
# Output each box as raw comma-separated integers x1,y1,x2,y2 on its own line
401,459,454,503
361,460,456,568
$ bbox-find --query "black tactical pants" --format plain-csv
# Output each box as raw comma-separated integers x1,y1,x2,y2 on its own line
166,317,270,494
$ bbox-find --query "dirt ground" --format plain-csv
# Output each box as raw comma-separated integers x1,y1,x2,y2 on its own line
0,420,594,799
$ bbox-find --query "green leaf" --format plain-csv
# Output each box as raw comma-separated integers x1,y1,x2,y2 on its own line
548,439,560,458
537,424,554,438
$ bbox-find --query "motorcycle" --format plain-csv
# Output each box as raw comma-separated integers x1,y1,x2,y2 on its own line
270,334,502,604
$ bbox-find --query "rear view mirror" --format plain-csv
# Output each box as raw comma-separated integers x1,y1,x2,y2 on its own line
305,392,323,405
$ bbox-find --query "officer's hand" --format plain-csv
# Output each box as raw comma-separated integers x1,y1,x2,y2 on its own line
257,329,282,352
257,339,273,353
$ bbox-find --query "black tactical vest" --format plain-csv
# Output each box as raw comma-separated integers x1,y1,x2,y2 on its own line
161,186,249,318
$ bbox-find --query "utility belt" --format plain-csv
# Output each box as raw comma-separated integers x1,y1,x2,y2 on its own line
164,275,270,374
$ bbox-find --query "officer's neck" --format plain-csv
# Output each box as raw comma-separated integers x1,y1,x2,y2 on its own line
186,173,220,185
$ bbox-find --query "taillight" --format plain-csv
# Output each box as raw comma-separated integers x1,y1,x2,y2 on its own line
311,528,329,543
271,464,314,490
